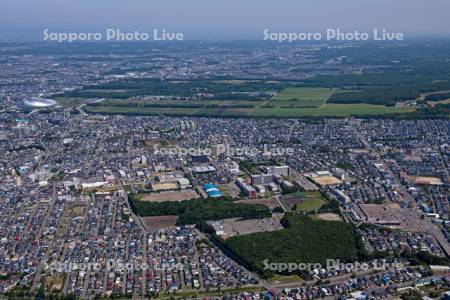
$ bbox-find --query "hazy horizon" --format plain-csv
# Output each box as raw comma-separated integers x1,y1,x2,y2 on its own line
2,0,450,41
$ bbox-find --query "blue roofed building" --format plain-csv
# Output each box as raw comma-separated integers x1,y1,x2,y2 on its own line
203,183,224,198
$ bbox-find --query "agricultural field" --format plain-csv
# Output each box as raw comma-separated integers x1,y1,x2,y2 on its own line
53,97,89,108
82,101,415,118
61,78,285,100
57,80,420,118
269,87,336,106
84,105,201,116
251,103,415,117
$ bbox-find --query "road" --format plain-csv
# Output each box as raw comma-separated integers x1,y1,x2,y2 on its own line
114,172,147,233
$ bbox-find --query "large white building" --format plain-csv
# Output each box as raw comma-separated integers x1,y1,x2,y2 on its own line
251,174,274,185
265,165,289,176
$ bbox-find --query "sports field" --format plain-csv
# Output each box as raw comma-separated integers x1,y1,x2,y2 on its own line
310,175,342,186
281,191,328,212
296,198,327,212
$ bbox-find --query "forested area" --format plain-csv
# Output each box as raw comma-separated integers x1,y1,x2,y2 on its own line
63,79,291,100
328,81,450,106
224,214,357,277
129,195,271,225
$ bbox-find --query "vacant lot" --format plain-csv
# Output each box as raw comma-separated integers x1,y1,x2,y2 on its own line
236,197,280,209
142,215,178,229
413,176,444,186
208,216,284,239
45,275,65,293
140,190,200,202
312,213,342,222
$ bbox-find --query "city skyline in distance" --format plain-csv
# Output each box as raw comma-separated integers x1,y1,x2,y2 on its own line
2,0,450,41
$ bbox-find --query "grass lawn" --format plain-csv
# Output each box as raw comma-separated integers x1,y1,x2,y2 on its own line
294,191,322,198
296,198,326,212
284,191,327,212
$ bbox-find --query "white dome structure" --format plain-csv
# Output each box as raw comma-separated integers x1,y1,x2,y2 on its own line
23,97,57,108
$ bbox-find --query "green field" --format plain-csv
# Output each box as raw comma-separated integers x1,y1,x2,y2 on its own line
271,87,336,103
84,105,202,116
52,71,450,119
282,191,328,212
251,103,414,117
55,79,421,118
296,198,326,212
53,97,89,108
59,83,418,118
82,102,415,117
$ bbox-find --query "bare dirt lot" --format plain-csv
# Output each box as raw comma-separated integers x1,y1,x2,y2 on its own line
140,190,200,202
313,213,342,222
151,182,179,191
413,176,443,186
208,216,283,239
311,175,342,186
142,215,179,229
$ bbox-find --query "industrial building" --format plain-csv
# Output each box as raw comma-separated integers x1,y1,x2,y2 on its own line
236,178,257,198
281,180,294,191
268,182,279,192
192,165,216,173
255,185,266,194
251,174,274,185
264,165,289,176
178,178,191,189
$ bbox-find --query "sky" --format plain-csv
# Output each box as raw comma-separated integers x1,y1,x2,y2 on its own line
1,0,450,41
